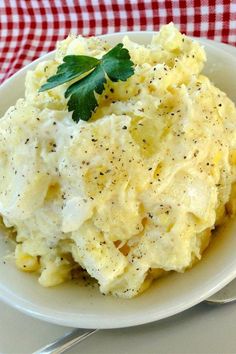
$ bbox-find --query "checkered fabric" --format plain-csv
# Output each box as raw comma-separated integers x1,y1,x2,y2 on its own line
1,0,236,84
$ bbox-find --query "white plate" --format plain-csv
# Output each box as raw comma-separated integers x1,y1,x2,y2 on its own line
1,33,236,330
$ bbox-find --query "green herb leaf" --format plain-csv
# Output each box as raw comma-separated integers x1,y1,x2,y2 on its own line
102,43,135,82
39,55,100,91
66,66,106,122
39,43,134,122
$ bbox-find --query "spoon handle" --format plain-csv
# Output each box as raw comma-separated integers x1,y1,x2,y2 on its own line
33,328,98,354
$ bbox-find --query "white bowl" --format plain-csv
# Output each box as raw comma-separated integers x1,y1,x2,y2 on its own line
1,32,236,329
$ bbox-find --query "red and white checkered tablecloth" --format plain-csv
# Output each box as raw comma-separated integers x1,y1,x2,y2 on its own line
0,0,236,84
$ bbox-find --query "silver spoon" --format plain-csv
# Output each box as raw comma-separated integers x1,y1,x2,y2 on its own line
205,278,236,304
34,279,236,354
33,329,98,354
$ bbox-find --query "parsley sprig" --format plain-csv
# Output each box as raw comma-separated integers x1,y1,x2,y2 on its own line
39,43,134,122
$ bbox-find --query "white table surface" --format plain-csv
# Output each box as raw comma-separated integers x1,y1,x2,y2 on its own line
1,300,236,354
1,40,236,354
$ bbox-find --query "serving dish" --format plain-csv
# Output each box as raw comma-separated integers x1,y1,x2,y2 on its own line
0,32,236,329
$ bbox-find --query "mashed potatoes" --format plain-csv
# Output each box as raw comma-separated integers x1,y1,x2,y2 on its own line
1,24,236,298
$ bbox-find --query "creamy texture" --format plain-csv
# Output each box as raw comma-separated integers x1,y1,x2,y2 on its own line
1,24,236,298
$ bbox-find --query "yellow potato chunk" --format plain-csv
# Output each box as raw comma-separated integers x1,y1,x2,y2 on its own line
15,244,39,272
39,258,72,287
229,150,236,165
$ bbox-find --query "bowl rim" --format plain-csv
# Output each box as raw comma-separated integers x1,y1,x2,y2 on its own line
1,31,236,329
